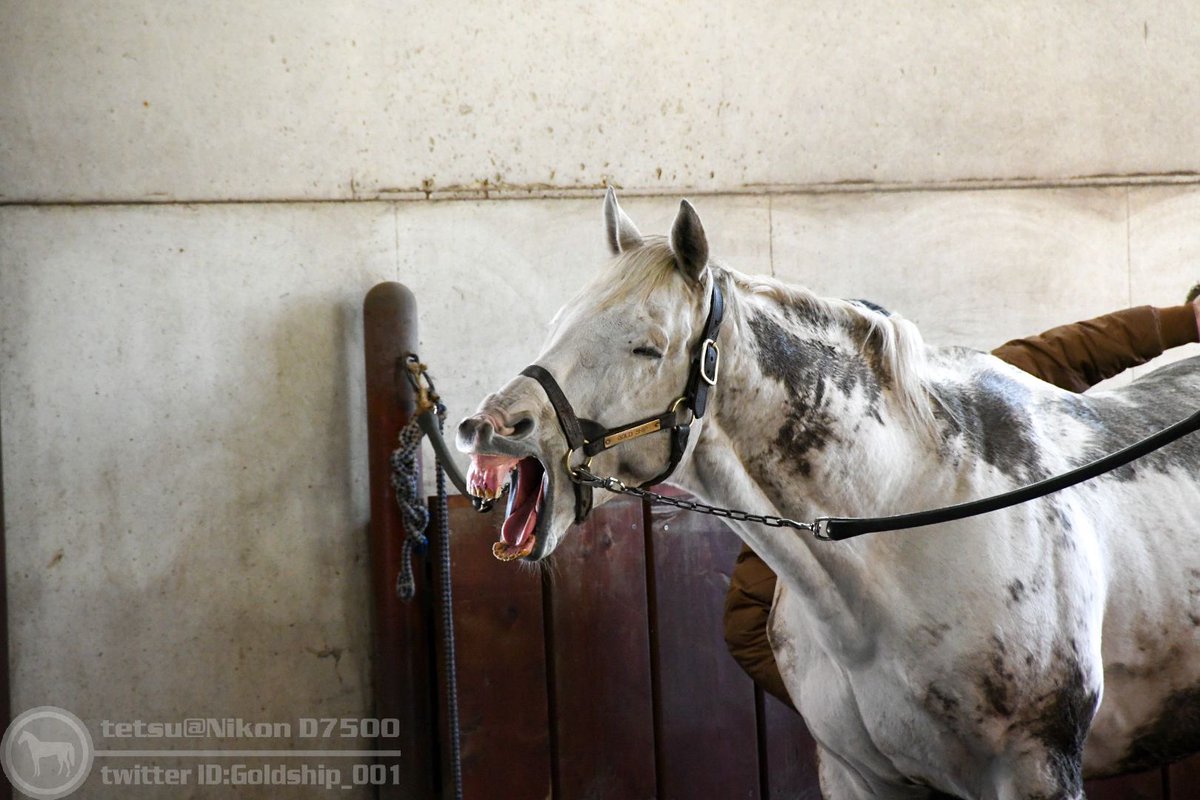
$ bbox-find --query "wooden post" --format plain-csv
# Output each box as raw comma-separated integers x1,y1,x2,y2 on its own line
363,283,435,799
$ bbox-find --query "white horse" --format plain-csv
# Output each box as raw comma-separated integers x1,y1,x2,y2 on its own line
18,730,76,777
457,190,1200,800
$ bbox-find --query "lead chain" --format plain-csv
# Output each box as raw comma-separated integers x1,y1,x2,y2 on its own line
571,467,820,534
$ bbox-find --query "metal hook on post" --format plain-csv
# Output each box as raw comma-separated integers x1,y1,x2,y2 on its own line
400,353,492,513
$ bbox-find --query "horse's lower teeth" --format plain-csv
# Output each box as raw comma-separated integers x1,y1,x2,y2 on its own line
491,542,520,561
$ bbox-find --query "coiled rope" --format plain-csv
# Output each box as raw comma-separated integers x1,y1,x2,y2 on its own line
389,418,429,601
389,359,463,800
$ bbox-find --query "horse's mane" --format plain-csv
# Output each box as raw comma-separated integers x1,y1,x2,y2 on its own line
568,239,939,436
725,269,939,435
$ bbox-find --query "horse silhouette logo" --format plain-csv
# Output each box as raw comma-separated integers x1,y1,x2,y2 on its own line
1,706,94,798
16,732,75,777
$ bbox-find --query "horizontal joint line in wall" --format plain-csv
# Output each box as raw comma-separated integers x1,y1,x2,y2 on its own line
5,172,1200,207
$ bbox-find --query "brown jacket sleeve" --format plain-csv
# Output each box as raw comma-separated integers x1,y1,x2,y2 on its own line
723,303,1200,709
990,305,1199,391
723,544,794,708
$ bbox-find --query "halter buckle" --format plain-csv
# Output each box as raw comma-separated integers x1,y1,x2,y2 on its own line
699,339,720,386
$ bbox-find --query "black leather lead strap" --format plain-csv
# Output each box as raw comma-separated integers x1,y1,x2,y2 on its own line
818,407,1200,540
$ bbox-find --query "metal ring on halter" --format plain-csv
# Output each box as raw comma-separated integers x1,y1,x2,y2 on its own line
668,396,697,431
563,447,593,482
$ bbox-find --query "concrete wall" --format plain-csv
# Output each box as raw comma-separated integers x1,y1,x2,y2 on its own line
2,3,1199,798
5,1,1200,201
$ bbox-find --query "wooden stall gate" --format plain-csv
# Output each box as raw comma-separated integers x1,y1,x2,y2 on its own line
364,282,1197,800
432,495,1195,800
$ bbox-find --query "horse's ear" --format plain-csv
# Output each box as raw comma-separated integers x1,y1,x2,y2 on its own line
604,187,643,254
670,199,709,280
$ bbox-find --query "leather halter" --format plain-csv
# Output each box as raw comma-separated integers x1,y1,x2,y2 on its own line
521,283,724,523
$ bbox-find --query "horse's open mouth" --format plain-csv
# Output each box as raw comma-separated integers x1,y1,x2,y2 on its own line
467,454,548,561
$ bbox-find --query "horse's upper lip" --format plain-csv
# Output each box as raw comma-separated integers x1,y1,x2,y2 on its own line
463,437,535,460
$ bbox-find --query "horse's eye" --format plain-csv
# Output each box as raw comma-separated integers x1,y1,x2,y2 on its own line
632,346,663,359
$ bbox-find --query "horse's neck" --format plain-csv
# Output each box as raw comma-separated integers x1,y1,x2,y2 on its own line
668,294,905,650
699,292,951,519
672,290,1033,654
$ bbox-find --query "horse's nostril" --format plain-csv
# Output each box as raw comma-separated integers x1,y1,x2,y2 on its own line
510,415,535,439
457,412,533,452
457,416,495,450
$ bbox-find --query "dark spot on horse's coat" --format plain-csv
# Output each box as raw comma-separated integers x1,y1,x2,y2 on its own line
1036,503,1078,551
924,683,959,719
1056,355,1200,481
977,641,1020,717
1027,659,1097,796
747,311,887,479
979,675,1012,716
932,369,1046,481
1118,685,1200,773
1007,578,1026,605
919,622,951,646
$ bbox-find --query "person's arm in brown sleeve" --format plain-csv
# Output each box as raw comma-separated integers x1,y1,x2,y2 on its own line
724,544,795,709
991,304,1200,392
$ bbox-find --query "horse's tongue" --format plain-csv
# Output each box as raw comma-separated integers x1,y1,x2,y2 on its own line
501,474,545,548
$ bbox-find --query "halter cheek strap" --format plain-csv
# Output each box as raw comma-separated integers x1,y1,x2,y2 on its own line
520,283,725,524
519,363,600,522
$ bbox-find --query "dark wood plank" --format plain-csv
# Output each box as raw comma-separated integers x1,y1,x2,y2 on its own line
645,492,761,800
1084,767,1164,800
440,495,552,800
1169,755,1200,800
547,496,658,800
761,690,823,800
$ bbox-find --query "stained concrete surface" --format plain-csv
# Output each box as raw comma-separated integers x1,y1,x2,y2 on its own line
4,1,1200,202
768,188,1132,351
4,6,1200,795
1,187,1197,798
0,203,394,798
1128,186,1200,374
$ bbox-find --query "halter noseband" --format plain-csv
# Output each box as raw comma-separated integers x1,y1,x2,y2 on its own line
521,282,725,523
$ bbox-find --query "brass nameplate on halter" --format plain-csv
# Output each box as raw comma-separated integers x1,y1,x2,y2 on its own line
604,419,662,448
